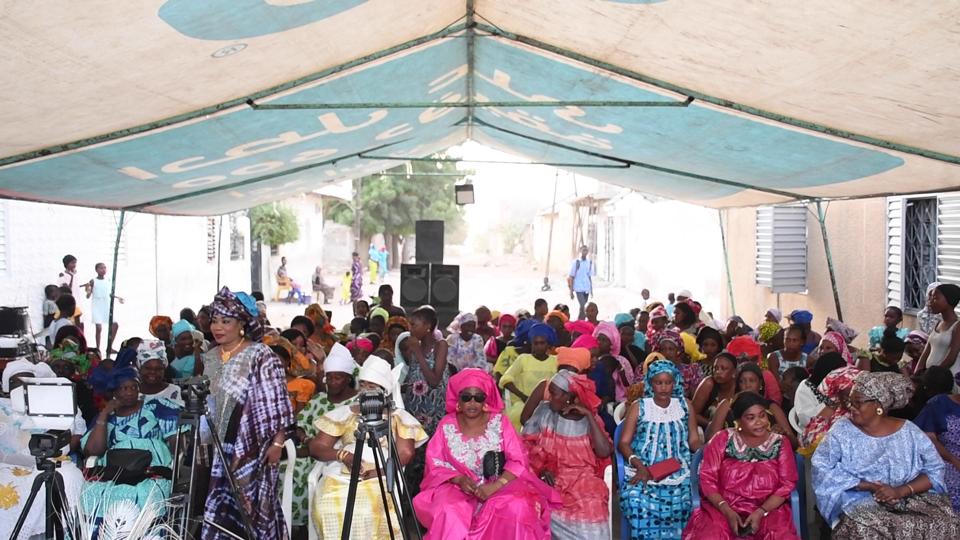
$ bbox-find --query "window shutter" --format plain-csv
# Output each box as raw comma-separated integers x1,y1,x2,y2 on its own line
937,194,960,285
886,197,904,308
755,205,807,293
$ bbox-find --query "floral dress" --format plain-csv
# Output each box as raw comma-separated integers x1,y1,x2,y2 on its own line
446,333,489,372
286,392,358,527
401,345,449,496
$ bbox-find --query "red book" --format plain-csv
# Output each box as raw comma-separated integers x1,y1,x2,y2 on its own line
647,458,682,481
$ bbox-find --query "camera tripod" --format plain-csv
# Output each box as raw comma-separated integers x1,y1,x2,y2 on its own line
8,454,69,540
169,389,257,540
340,411,422,540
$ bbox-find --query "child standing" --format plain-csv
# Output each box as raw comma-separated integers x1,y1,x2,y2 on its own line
42,284,60,329
340,271,351,305
86,263,123,354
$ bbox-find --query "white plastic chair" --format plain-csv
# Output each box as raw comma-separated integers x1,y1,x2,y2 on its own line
307,461,325,540
613,402,627,424
604,464,613,535
280,439,297,538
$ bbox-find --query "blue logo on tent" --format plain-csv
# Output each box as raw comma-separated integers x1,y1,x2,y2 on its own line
159,0,368,40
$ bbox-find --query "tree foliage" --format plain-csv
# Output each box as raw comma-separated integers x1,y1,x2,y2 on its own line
249,203,300,247
327,154,471,242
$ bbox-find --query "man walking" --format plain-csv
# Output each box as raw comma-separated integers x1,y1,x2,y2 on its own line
567,245,595,321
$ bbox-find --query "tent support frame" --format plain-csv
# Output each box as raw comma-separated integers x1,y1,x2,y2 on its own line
718,209,736,315
107,210,126,352
815,200,844,321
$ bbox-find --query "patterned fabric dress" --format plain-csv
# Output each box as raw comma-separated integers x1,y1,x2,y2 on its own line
914,394,960,512
400,344,449,496
620,396,692,539
201,343,294,540
813,417,960,539
80,399,182,520
286,392,358,527
350,258,363,302
446,333,489,372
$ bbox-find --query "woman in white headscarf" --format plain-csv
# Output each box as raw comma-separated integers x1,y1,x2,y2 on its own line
0,359,86,539
136,340,183,404
308,356,428,539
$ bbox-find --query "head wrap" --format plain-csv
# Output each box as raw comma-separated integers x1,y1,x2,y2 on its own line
369,307,389,323
324,343,357,375
136,340,168,368
359,356,394,394
613,313,635,328
546,310,569,324
564,320,596,337
826,317,858,343
106,366,140,392
528,323,558,346
680,298,701,316
854,371,914,410
394,332,411,366
677,289,693,299
2,359,56,393
643,359,684,398
446,368,504,414
789,310,813,325
172,319,196,341
593,321,622,356
497,314,517,335
555,347,591,372
649,305,668,321
515,308,531,319
304,303,326,326
347,337,374,353
447,311,477,335
49,341,91,376
547,370,601,413
821,331,853,365
511,318,536,346
652,329,682,353
766,308,783,322
757,321,781,343
149,315,174,338
642,352,667,374
387,316,410,332
906,330,928,347
818,366,862,403
571,334,599,350
211,286,263,342
726,335,762,361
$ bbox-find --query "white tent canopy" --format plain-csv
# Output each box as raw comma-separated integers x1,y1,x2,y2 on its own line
1,0,957,215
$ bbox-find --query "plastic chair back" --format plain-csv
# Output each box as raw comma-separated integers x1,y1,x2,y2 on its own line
613,422,630,540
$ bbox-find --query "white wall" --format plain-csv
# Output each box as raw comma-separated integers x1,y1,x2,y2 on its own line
0,199,250,349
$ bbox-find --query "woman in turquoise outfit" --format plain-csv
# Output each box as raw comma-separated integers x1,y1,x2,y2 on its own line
81,366,182,522
619,360,701,539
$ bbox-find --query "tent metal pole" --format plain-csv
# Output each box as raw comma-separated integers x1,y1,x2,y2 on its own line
815,200,843,321
358,154,629,168
107,210,125,354
249,99,689,109
718,209,736,316
465,0,476,138
217,216,224,290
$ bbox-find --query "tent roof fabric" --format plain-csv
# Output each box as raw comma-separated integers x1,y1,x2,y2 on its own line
0,1,957,215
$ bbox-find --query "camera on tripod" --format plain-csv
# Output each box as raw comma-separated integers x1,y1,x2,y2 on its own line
175,375,211,413
358,389,388,423
28,429,71,460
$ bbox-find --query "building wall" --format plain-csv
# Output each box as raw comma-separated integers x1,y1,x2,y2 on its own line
721,197,889,348
0,199,250,349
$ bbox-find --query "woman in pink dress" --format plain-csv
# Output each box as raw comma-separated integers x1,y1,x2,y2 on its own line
414,368,560,539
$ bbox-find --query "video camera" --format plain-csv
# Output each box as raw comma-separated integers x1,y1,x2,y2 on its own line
175,375,211,413
28,430,70,460
358,389,388,424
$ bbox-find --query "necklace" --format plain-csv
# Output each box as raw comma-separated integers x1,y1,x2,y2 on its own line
220,339,246,363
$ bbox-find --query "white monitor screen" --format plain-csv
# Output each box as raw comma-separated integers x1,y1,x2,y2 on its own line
22,378,76,417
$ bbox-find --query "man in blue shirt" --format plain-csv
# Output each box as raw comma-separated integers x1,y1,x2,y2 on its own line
568,245,595,320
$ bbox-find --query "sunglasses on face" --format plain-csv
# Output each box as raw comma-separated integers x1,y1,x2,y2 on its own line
459,393,487,403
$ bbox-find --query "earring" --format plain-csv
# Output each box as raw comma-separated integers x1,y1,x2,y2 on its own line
240,329,245,337
456,403,462,412
734,420,741,431
876,407,883,416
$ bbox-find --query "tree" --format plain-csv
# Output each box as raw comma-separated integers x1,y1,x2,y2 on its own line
249,203,300,254
327,154,472,267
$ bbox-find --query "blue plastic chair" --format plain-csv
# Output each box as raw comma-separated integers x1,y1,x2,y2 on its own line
613,422,630,540
689,445,806,536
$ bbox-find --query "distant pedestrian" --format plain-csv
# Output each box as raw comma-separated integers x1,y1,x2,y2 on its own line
377,246,389,282
368,243,379,284
350,252,363,302
567,245,595,321
312,266,335,304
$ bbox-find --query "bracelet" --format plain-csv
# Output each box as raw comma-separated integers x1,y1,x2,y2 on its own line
95,419,107,426
497,477,509,487
759,507,769,517
272,441,284,448
907,483,916,496
628,455,641,465
715,500,728,508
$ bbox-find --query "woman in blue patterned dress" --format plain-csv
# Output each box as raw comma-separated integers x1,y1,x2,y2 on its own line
398,306,449,496
619,360,702,539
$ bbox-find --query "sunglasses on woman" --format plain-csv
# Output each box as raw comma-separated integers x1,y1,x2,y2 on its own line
459,393,487,403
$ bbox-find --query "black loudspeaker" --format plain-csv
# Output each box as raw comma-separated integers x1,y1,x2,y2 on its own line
430,264,460,330
400,264,430,311
415,220,444,264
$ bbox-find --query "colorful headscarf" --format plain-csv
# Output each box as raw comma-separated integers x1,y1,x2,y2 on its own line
546,310,569,325
369,307,389,323
644,359,684,398
826,317,858,343
387,316,410,332
564,320,596,337
497,314,517,335
819,366,862,404
651,329,683,354
149,315,174,338
106,366,139,392
789,310,813,325
347,337,374,353
528,322,558,346
445,368,504,414
136,340,168,368
593,321,622,356
854,371,914,410
613,313,635,328
757,321,781,343
555,347,591,372
571,334,599,350
646,305,669,342
821,330,853,365
511,318,537,346
906,330,929,347
49,341,91,376
799,366,862,453
172,319,196,341
211,286,263,342
548,370,602,413
726,335,762,360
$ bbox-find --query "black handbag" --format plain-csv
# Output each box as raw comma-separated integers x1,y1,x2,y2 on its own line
106,448,153,471
88,448,170,486
481,451,505,480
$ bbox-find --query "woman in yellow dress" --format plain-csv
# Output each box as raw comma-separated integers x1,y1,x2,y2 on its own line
309,356,427,539
499,323,558,430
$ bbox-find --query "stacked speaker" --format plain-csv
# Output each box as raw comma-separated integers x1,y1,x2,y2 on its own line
401,221,460,330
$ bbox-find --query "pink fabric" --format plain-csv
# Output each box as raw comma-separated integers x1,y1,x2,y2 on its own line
821,330,854,365
683,429,799,540
483,336,500,360
646,306,669,342
593,322,622,355
565,320,596,337
415,414,561,540
571,334,599,350
762,369,783,405
445,368,505,414
594,321,636,400
346,337,373,353
498,314,517,335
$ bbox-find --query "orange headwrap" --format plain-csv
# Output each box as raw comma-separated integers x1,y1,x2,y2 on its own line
555,346,591,372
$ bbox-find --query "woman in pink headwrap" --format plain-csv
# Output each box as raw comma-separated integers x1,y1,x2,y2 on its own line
594,321,636,401
818,330,854,366
414,369,560,539
522,370,612,539
485,313,517,364
646,306,669,344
